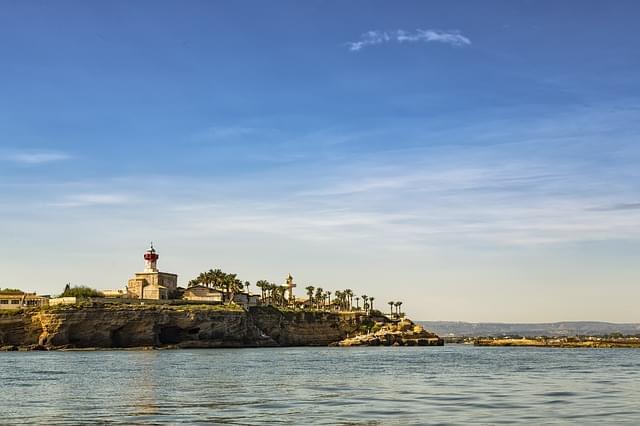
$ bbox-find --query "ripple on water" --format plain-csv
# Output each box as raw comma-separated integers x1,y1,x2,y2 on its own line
1,347,640,425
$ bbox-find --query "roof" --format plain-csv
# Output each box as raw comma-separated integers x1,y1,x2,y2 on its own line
184,285,225,293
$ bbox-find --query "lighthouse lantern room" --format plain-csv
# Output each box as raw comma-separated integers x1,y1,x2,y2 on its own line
144,243,159,272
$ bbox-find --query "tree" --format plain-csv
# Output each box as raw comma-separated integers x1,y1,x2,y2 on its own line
224,274,244,304
315,287,324,309
306,286,315,307
60,285,103,298
397,301,403,316
355,297,360,310
361,295,368,313
334,290,343,311
188,268,245,303
345,289,353,310
369,297,375,311
326,291,332,308
256,280,270,300
388,301,394,317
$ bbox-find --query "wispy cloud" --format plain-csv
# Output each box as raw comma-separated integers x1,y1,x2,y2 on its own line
52,193,129,207
590,202,640,211
3,151,72,165
347,29,471,51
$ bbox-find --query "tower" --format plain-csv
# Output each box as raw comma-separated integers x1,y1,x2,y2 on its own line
286,273,296,301
128,242,178,300
143,242,159,272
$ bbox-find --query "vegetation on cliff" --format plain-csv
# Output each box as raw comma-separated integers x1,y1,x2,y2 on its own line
59,284,104,298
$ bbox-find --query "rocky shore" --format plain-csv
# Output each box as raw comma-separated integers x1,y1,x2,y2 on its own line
474,337,640,348
0,303,445,350
333,319,444,347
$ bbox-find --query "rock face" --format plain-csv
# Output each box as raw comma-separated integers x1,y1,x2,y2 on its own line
0,305,369,350
335,319,444,347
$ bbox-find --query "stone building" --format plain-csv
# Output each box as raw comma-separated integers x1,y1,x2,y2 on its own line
0,290,48,310
183,285,224,303
233,292,261,307
127,244,178,300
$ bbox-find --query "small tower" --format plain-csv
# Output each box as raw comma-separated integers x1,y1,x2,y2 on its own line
286,273,296,301
143,242,159,272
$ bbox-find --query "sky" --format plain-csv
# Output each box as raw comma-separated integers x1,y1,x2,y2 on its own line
1,1,639,322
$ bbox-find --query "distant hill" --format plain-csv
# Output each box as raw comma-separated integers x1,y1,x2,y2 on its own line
417,321,640,337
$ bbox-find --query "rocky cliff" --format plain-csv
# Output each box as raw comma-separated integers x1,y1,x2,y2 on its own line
0,304,371,350
334,319,444,346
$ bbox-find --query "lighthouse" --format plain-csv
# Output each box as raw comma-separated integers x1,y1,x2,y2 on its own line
127,243,178,300
143,243,159,272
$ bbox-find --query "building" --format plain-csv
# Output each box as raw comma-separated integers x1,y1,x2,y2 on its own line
183,285,224,303
0,290,48,310
127,243,178,300
233,292,261,307
102,289,127,298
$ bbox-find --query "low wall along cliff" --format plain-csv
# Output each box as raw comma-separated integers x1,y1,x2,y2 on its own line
0,304,373,350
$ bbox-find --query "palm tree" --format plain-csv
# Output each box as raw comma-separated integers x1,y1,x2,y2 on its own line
369,297,375,312
335,290,344,311
315,287,324,309
388,301,394,317
256,280,269,300
355,296,360,310
345,289,353,310
326,291,332,309
397,301,403,317
277,286,287,307
394,301,400,316
224,274,243,304
362,295,368,313
306,286,315,308
244,281,251,295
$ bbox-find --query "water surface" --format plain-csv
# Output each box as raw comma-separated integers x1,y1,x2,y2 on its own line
2,346,640,424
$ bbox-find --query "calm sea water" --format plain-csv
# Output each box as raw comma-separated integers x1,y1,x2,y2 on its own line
2,346,640,425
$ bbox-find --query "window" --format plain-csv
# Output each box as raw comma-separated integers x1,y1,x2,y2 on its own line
0,300,7,304
10,300,20,304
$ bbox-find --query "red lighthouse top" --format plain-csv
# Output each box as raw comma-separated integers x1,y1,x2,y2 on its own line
143,242,159,262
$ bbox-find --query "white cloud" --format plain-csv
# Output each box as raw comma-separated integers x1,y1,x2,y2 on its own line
52,193,129,207
347,29,471,51
3,151,72,164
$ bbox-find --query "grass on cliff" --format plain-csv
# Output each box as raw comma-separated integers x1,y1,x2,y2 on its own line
6,301,246,315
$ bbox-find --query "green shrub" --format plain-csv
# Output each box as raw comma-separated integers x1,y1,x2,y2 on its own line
59,285,103,298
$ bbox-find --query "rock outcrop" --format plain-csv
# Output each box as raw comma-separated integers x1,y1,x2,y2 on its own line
0,304,372,350
334,319,444,347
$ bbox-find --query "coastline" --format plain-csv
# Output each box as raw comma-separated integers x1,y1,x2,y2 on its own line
1,303,433,351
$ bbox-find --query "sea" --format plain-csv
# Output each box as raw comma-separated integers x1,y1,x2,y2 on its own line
2,345,640,425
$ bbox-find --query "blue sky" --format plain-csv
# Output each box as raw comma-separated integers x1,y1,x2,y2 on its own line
1,1,639,321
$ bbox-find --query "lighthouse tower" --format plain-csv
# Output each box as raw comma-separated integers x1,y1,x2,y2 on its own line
143,243,159,272
127,243,178,300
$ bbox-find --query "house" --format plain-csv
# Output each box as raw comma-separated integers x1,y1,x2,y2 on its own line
291,298,313,309
233,292,260,307
182,286,224,303
0,290,48,310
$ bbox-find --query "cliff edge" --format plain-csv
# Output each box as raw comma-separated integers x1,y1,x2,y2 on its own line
0,304,376,350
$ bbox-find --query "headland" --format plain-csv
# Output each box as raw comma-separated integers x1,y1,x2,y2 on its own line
0,302,442,351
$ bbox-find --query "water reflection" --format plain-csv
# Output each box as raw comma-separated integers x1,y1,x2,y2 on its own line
1,346,640,425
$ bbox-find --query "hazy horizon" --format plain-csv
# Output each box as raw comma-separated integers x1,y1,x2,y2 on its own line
1,1,639,322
